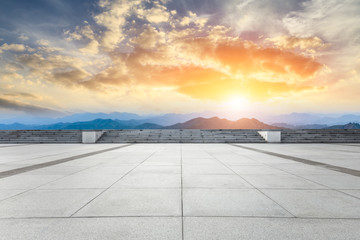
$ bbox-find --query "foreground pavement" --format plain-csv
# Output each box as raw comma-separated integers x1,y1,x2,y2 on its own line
0,143,359,239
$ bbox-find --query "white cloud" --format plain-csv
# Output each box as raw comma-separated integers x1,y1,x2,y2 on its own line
19,35,29,41
0,43,34,53
94,0,141,50
36,39,50,46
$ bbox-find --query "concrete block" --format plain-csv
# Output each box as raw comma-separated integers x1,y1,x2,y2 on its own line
82,131,104,143
258,131,281,143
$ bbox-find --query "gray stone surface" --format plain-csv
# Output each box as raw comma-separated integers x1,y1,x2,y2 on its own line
184,217,360,240
74,188,182,217
262,189,360,218
0,143,360,239
0,217,182,240
183,188,292,217
241,173,326,189
0,189,102,218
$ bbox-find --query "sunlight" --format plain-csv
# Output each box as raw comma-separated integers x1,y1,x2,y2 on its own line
224,97,249,110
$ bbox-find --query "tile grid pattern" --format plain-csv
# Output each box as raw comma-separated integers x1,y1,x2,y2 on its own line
0,143,360,239
70,148,160,217
231,147,360,202
203,146,296,217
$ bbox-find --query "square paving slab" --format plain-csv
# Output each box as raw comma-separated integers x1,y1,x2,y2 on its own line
0,143,359,239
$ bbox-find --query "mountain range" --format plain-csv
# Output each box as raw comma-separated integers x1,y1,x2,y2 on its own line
0,117,357,130
262,112,360,126
1,111,360,129
165,117,280,129
0,117,279,130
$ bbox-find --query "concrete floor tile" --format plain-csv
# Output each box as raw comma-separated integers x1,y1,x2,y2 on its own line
112,172,181,188
340,190,360,199
183,174,252,189
20,166,88,175
39,173,123,189
262,189,360,218
301,174,360,189
0,217,182,240
230,165,286,175
0,189,102,218
0,174,64,189
133,165,181,174
182,158,221,165
78,165,134,175
241,174,326,189
74,188,181,217
0,189,26,201
183,165,233,175
183,188,292,217
184,217,360,240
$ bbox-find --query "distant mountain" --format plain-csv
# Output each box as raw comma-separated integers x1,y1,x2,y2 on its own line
272,123,328,129
0,111,216,126
166,117,281,129
0,119,161,130
263,112,360,125
55,112,147,123
325,123,360,129
39,119,162,130
146,112,217,126
0,117,280,130
2,111,360,126
133,123,163,129
0,123,37,130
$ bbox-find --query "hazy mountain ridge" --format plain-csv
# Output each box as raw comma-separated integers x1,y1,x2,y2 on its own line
324,123,360,129
0,117,279,130
272,123,328,129
1,111,360,129
263,112,360,125
166,117,281,129
0,111,215,126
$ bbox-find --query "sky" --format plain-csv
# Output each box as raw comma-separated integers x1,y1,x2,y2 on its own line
0,0,360,119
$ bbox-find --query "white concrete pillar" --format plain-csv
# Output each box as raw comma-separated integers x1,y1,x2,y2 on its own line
258,131,281,143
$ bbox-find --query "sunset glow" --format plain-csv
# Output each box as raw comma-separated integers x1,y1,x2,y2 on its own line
0,0,359,119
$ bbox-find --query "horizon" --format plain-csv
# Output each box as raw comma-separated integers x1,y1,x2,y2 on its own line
1,111,360,129
1,0,360,119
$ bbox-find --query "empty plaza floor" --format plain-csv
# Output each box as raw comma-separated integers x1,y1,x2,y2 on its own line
0,143,360,239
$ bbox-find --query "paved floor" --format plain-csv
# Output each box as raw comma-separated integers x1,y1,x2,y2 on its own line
0,143,359,239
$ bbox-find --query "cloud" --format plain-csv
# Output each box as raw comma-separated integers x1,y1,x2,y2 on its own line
138,1,171,23
94,0,141,50
266,35,329,51
52,68,90,86
36,39,50,46
130,25,166,49
82,31,323,101
2,91,38,99
0,97,62,116
19,35,29,41
0,0,340,113
0,43,33,53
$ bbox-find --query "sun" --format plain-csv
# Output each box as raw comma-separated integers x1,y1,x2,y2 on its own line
224,97,249,110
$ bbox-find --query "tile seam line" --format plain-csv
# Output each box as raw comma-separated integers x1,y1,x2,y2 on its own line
0,146,138,203
69,145,161,217
202,146,296,218
0,144,133,179
229,144,360,177
2,216,360,220
226,145,360,201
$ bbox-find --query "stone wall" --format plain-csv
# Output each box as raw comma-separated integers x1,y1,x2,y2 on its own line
0,129,359,143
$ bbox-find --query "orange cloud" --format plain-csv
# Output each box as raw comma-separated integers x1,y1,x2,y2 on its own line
83,34,323,101
267,35,329,51
151,65,313,101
